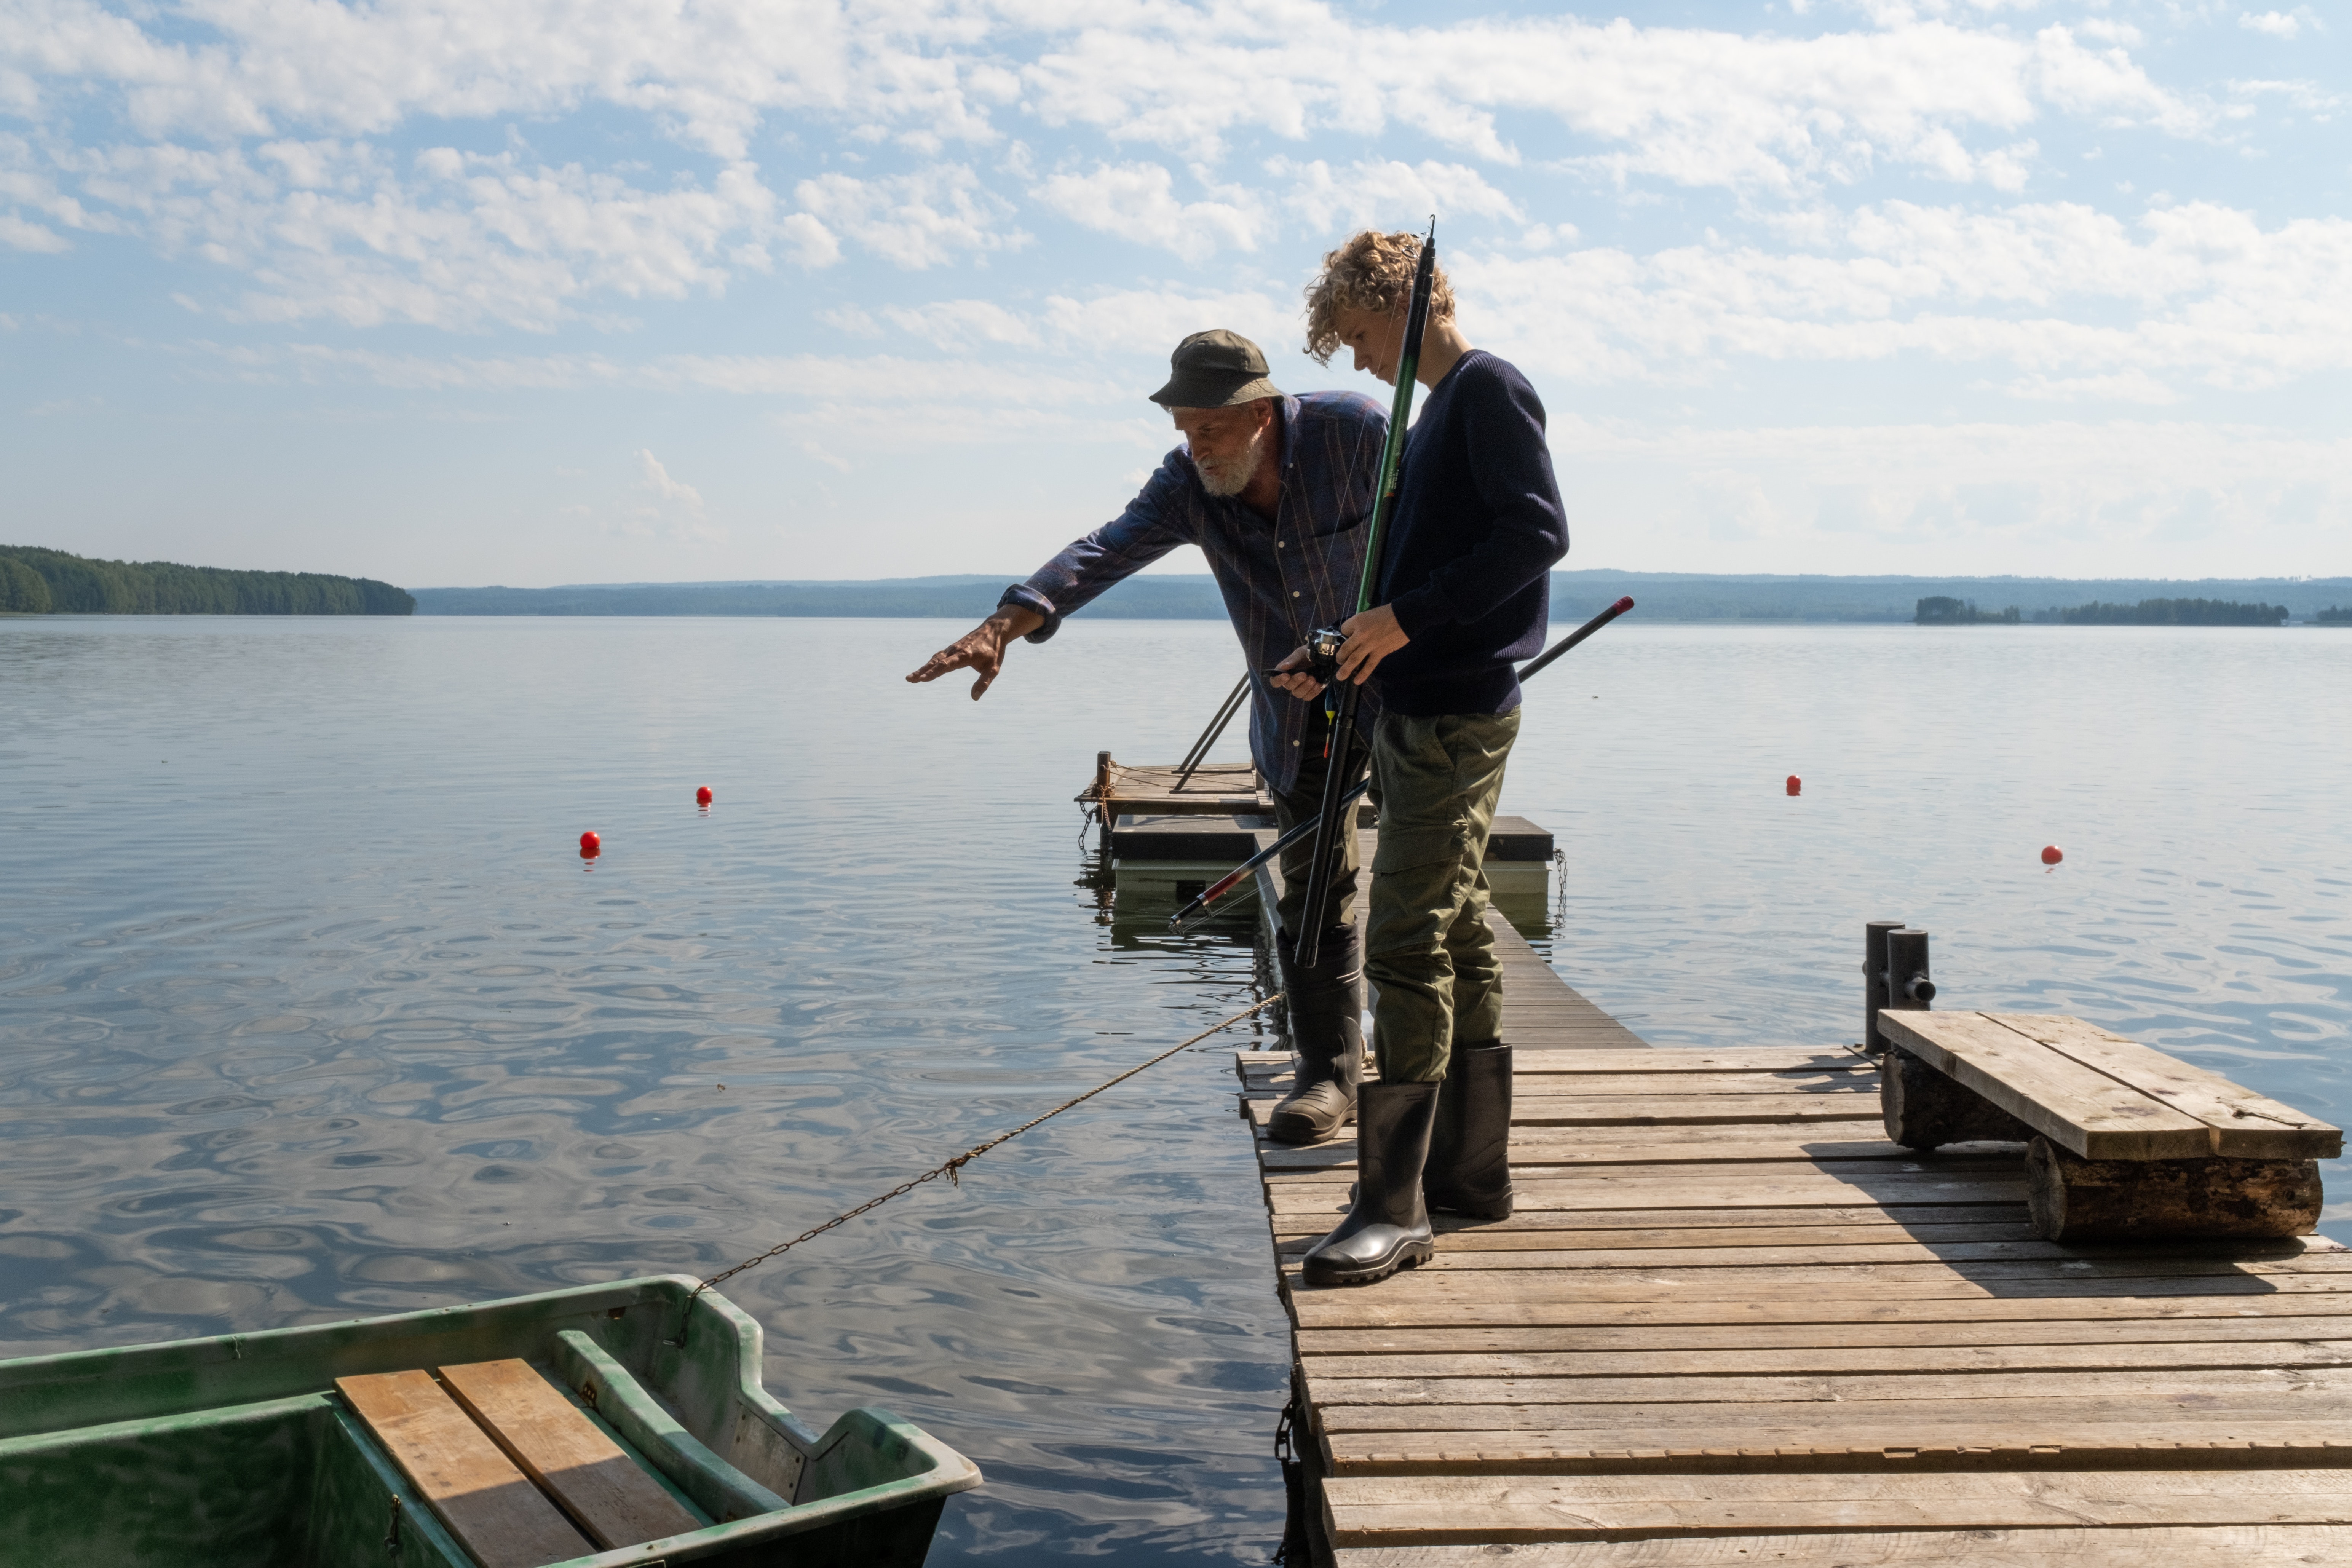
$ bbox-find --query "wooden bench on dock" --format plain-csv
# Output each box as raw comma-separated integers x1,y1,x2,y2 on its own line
340,1358,703,1567
1879,1010,2342,1242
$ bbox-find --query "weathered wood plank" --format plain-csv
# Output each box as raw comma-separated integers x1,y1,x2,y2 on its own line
336,1370,592,1568
1291,1288,2352,1332
1269,1174,2033,1215
1301,1339,2352,1381
437,1359,702,1550
1994,1014,2342,1159
1319,1388,2352,1436
1877,1013,2210,1160
1322,1469,2352,1545
1306,1364,2352,1410
1281,1237,2336,1273
1274,1222,2045,1252
1332,1526,2352,1567
1300,1314,2352,1356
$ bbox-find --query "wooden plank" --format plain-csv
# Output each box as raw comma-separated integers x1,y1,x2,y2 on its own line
1330,1425,2352,1471
1305,1365,2352,1410
1282,1257,2352,1302
1300,1314,2352,1356
1332,1526,2352,1566
1321,1470,2352,1544
1992,1014,2343,1159
1268,1174,2033,1214
1287,1271,2352,1311
1302,1339,2352,1380
1506,1049,1862,1073
1290,1290,2352,1332
1243,1095,1878,1131
1274,1222,2045,1252
1318,1386,2352,1434
337,1371,593,1568
1282,1237,2338,1273
438,1359,702,1549
1877,1012,2211,1160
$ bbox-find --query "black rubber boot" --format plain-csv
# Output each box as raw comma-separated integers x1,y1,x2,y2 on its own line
1424,1039,1514,1220
1266,925,1364,1146
1300,1080,1438,1288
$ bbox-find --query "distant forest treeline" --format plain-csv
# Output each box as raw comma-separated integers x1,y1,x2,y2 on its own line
413,571,2352,624
0,546,414,616
1918,595,2291,626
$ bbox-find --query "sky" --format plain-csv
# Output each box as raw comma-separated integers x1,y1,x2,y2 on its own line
3,0,2348,589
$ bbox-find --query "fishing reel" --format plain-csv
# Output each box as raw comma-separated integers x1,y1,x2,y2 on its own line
1303,624,1348,684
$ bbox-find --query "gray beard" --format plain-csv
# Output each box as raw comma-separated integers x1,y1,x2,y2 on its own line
1194,431,1267,498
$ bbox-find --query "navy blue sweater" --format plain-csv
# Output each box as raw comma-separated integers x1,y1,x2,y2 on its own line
1373,350,1569,717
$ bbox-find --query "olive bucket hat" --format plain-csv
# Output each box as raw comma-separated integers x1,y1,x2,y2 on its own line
1148,329,1285,409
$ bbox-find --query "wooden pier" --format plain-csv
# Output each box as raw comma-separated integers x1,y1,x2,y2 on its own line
1230,837,2352,1565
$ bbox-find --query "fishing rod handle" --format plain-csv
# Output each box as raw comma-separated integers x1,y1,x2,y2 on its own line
1516,595,1635,683
1166,777,1375,931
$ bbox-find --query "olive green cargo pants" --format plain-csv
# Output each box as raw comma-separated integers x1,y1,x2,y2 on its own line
1364,708,1521,1083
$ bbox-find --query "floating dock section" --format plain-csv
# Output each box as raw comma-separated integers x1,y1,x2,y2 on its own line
1212,826,2352,1565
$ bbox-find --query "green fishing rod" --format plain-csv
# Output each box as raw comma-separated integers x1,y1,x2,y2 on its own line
1168,594,1635,932
1291,221,1440,969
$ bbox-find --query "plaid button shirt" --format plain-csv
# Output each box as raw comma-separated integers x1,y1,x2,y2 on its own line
1003,392,1388,795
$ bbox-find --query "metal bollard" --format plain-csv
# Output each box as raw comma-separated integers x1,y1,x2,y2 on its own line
1884,928,1936,1015
1862,920,1905,1053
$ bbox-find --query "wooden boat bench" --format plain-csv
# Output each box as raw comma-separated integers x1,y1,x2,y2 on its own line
339,1339,756,1568
1877,1011,2341,1242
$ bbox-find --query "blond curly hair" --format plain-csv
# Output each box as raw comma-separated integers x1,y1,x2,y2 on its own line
1303,230,1456,367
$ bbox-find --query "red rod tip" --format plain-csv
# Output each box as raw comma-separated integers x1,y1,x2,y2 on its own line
1613,596,1634,613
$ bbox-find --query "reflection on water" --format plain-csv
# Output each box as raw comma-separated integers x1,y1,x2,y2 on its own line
3,615,2349,1562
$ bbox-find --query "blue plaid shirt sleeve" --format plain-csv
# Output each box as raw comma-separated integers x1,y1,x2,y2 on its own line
1003,457,1196,643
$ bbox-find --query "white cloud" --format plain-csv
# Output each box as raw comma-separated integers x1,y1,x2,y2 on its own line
2239,11,2308,41
1268,158,1521,233
869,285,1295,356
32,138,779,329
1031,162,1259,261
1461,201,2352,394
623,448,720,543
793,165,1025,269
10,5,2217,193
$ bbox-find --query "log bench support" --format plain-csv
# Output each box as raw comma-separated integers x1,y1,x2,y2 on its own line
1869,988,2339,1245
2025,1139,2324,1242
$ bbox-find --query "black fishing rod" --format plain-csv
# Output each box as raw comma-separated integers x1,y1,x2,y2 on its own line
1290,221,1440,969
1169,593,1636,932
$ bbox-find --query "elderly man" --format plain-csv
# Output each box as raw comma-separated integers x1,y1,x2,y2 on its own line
908,329,1386,1145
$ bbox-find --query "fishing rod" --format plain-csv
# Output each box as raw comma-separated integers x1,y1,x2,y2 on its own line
1292,220,1440,969
1169,593,1636,932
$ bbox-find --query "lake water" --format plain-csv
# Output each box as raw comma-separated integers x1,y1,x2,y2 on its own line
3,614,2348,1563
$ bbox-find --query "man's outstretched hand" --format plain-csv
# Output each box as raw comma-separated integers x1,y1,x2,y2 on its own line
906,606,1044,700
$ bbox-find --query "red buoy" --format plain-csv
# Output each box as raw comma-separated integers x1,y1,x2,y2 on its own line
2041,845,2063,866
1785,775,1801,796
579,830,601,856
696,786,713,806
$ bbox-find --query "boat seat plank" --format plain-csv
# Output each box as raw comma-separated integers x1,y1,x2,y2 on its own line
1993,1014,2342,1159
440,1358,703,1549
1877,1013,2213,1160
336,1370,593,1568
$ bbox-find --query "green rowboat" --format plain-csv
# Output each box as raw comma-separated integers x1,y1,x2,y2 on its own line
0,1274,979,1566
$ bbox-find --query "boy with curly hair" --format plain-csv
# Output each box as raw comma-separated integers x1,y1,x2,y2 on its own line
1273,229,1570,1287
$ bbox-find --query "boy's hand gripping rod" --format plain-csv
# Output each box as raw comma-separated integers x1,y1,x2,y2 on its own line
1167,594,1635,932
